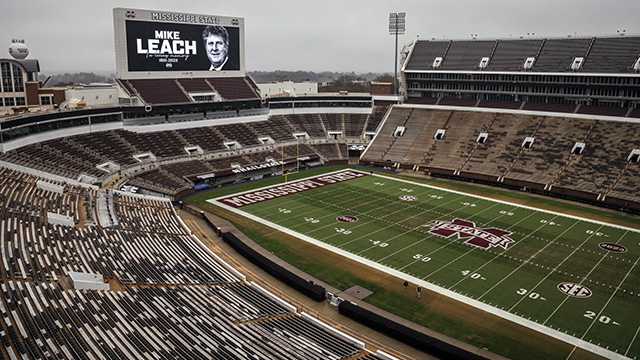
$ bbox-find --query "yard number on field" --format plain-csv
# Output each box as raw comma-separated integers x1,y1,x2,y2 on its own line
304,217,320,224
413,254,432,262
516,288,546,301
461,270,485,280
369,240,389,247
540,219,560,226
278,208,292,214
584,311,620,326
586,230,609,237
335,228,352,235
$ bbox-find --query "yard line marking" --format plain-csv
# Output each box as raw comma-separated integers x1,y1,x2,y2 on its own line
208,168,638,360
477,220,581,301
322,191,462,247
336,193,469,249
543,231,629,325
626,324,640,357
508,224,605,312
251,179,411,231
390,203,502,270
424,210,540,280
355,200,499,256
447,214,556,290
302,184,438,236
285,186,407,232
247,183,355,216
565,256,640,360
357,169,640,235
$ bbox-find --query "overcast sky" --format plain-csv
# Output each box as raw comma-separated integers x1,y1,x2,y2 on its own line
1,0,639,74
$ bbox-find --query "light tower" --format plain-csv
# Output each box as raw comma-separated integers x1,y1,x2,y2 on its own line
389,12,406,95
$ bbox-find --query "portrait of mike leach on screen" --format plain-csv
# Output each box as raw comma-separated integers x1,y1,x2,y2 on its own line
126,20,240,72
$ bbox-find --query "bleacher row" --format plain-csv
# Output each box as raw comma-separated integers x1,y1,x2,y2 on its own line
0,113,371,181
127,143,346,195
406,36,640,73
363,107,640,207
407,96,638,118
117,77,260,104
0,166,388,360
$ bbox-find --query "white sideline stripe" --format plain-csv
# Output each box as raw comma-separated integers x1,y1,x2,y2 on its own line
626,325,640,356
249,281,298,313
207,168,634,360
300,312,366,349
362,170,640,235
212,198,628,360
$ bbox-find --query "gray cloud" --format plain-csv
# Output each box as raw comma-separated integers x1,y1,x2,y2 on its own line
1,0,638,74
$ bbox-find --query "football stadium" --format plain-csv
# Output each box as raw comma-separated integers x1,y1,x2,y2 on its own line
1,3,640,360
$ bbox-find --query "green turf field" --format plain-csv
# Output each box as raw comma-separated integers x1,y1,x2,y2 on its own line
209,168,640,360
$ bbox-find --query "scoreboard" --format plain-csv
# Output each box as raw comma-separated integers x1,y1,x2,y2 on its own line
113,8,245,79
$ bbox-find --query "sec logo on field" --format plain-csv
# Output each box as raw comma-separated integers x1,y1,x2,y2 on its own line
557,282,592,298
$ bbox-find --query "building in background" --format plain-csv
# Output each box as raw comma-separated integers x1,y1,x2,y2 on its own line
64,83,118,108
257,81,318,98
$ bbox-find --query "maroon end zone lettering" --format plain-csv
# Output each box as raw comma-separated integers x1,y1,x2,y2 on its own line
218,170,367,208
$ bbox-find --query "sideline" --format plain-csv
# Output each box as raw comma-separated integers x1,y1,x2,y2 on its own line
208,168,634,360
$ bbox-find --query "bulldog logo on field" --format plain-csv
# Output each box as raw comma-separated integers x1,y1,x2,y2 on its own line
399,195,417,202
336,215,358,223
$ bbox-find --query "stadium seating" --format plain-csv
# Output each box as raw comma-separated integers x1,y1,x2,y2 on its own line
581,37,640,73
554,120,640,195
128,79,192,104
365,105,390,132
505,117,592,185
363,107,640,206
178,78,215,92
0,166,376,359
0,113,368,183
344,114,368,137
123,77,259,104
440,40,495,70
207,77,259,100
403,40,450,70
284,114,327,137
532,38,591,72
486,39,543,71
427,111,495,172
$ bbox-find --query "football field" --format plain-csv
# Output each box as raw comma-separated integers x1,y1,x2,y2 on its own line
209,169,640,360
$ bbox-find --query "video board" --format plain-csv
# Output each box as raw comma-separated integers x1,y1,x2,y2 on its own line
114,8,245,79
